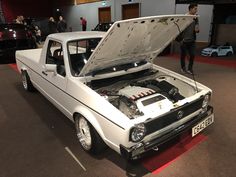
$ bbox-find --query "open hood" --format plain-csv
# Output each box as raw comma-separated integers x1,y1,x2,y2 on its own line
79,15,195,76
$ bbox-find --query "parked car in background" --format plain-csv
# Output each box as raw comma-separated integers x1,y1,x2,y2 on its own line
92,22,113,32
201,45,234,57
0,23,36,63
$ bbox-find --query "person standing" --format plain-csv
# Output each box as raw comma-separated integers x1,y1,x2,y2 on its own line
20,15,27,25
180,3,199,75
57,16,67,32
34,25,41,44
15,16,22,24
80,17,87,31
15,15,26,25
48,17,57,34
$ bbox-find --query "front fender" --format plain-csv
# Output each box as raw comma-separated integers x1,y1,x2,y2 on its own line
73,106,105,140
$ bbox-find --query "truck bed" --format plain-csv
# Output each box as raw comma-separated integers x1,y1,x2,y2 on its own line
16,48,42,72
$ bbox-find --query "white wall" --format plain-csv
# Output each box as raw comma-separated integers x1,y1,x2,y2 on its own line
61,1,213,42
113,0,175,19
64,0,176,31
141,0,175,16
176,4,214,42
113,0,141,20
62,1,114,31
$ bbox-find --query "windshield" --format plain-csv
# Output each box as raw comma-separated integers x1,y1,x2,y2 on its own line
67,38,101,76
94,23,113,31
210,45,219,49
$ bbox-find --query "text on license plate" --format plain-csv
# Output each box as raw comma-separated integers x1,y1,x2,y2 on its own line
192,115,214,137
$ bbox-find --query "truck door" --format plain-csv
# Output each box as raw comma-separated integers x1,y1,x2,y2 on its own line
41,40,69,113
218,47,223,56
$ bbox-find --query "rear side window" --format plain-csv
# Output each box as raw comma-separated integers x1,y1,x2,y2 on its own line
221,47,230,49
46,40,66,77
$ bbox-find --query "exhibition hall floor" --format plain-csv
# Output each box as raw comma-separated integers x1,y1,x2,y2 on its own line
0,55,236,177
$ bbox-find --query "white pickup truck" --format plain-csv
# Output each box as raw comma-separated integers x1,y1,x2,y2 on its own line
16,15,214,160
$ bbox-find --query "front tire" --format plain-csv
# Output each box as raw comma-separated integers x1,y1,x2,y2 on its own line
21,70,35,92
211,52,218,57
74,115,106,154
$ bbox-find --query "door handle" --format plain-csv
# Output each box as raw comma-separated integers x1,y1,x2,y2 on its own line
42,71,48,76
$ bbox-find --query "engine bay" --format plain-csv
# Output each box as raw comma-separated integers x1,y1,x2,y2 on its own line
88,69,197,119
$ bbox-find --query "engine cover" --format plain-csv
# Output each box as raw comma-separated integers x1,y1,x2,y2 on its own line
136,93,174,117
118,86,156,100
118,86,174,117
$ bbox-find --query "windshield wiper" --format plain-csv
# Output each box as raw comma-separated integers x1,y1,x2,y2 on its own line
91,68,113,76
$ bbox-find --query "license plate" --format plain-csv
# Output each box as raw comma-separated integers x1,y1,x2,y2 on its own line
192,114,214,137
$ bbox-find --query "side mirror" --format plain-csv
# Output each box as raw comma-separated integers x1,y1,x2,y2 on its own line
45,64,57,75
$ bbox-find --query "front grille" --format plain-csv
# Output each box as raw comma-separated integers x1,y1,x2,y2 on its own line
145,97,204,135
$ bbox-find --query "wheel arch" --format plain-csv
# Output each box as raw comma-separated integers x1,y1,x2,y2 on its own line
72,107,106,141
227,51,233,56
21,67,35,91
211,51,218,57
20,65,28,73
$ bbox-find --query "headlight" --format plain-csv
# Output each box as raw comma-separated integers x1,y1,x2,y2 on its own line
202,94,210,108
130,123,146,142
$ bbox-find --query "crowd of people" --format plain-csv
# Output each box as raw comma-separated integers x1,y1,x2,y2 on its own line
12,15,73,46
47,15,87,34
14,15,27,25
13,15,87,44
14,15,42,44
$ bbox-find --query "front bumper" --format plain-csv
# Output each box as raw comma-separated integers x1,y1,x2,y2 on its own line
120,106,213,160
201,52,211,56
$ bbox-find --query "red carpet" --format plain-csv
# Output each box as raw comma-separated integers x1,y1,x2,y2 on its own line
8,64,19,72
142,134,207,174
168,54,236,68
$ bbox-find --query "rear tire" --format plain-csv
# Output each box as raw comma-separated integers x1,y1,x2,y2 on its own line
21,70,35,92
227,51,233,56
74,115,106,154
